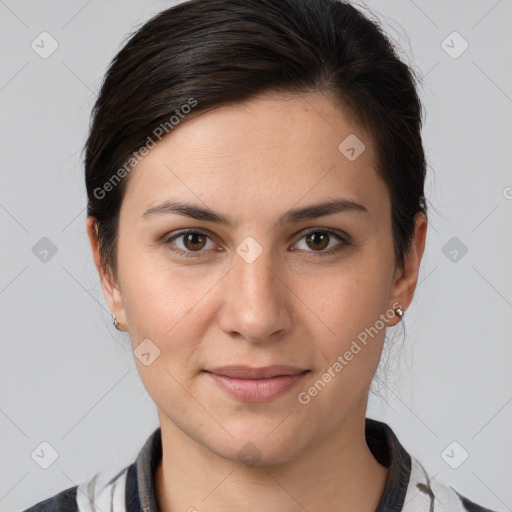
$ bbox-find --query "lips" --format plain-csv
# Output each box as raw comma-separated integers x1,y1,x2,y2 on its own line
205,365,308,379
203,365,309,402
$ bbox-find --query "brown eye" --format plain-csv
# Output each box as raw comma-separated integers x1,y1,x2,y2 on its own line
293,229,349,257
164,230,216,258
305,231,330,251
182,232,208,251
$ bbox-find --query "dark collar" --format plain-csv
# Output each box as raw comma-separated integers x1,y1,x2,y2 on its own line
366,418,412,511
125,418,411,512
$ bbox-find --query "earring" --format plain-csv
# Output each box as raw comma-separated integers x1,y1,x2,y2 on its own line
112,314,122,330
394,307,404,320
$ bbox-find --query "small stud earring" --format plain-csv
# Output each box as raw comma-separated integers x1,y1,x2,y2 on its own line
394,307,404,320
112,314,122,330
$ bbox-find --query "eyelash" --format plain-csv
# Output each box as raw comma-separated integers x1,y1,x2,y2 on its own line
162,229,350,259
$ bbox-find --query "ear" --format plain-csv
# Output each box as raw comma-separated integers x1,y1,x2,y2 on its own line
387,212,427,327
86,216,127,331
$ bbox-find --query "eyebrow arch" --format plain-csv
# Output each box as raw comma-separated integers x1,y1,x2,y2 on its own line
141,198,368,227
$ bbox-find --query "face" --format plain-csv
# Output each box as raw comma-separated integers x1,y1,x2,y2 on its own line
88,90,426,465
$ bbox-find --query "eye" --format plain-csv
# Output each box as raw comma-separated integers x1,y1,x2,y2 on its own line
163,230,218,258
292,229,349,257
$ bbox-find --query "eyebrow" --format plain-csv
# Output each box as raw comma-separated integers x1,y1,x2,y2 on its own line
141,198,368,227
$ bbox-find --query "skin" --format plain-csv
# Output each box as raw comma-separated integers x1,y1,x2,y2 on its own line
87,90,427,512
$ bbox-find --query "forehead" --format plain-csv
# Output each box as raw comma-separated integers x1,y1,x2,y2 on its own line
120,91,388,224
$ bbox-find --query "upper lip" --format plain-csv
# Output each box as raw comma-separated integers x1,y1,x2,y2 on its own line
204,365,309,379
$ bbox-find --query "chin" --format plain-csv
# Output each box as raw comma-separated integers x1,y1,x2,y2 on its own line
202,424,311,468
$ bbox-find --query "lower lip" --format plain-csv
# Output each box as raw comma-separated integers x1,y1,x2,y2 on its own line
205,371,308,403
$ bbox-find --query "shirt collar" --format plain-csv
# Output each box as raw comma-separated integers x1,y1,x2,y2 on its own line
127,418,411,512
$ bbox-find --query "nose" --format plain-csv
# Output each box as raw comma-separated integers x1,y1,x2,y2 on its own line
218,241,293,343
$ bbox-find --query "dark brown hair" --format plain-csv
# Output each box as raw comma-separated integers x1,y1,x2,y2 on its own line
85,0,427,281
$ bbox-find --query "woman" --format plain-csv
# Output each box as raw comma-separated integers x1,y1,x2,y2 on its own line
22,0,498,511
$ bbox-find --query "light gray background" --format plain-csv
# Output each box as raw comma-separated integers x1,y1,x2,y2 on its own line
1,1,511,511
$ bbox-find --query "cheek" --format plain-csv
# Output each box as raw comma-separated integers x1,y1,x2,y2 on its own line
307,252,393,370
294,268,392,422
119,240,207,330
117,247,211,379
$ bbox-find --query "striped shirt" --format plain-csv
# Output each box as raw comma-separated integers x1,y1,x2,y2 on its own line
21,418,496,512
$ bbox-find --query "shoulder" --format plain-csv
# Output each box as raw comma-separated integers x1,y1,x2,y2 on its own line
404,456,498,512
20,485,78,512
20,427,160,512
365,419,499,512
20,463,134,512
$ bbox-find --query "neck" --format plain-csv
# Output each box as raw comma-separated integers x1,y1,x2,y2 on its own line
154,403,389,512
